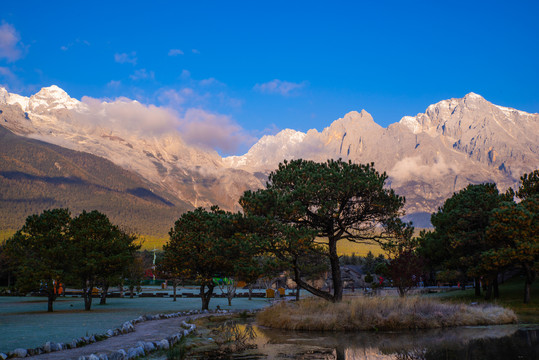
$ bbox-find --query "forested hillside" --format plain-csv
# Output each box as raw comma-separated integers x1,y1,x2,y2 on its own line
0,125,192,238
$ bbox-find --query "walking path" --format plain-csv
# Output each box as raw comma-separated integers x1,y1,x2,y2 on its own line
25,313,209,360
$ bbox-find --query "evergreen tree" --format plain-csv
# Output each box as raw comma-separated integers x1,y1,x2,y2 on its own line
241,159,405,302
70,210,139,311
4,209,72,312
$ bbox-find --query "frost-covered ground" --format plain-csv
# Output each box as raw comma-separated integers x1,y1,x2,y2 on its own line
0,287,270,354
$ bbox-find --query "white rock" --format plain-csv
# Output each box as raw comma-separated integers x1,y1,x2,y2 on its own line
126,346,144,359
10,348,27,358
157,339,169,350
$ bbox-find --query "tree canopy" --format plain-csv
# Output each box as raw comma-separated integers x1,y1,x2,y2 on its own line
240,159,405,302
4,208,72,312
428,183,509,297
420,172,539,303
163,207,259,310
70,210,140,311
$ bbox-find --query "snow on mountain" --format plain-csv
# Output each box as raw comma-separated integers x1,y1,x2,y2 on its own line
224,128,306,169
0,87,29,110
1,86,538,221
28,85,84,113
0,86,264,211
222,92,539,219
0,85,83,113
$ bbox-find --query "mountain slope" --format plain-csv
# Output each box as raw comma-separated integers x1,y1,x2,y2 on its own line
224,94,539,223
0,86,265,213
0,124,192,236
1,86,538,230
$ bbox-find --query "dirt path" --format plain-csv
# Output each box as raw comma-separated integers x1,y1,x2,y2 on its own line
25,314,208,360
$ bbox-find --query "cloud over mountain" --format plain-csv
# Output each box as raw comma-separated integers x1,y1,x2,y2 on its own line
254,79,307,96
390,156,460,182
0,22,23,62
1,87,538,227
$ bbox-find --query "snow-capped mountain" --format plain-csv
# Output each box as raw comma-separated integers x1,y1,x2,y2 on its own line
222,93,538,224
1,86,538,229
0,86,264,212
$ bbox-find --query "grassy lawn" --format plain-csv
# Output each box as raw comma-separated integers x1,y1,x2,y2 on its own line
427,276,539,324
0,292,269,354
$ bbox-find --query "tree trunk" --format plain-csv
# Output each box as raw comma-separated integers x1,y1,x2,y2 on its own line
228,295,232,306
293,262,301,301
119,282,124,298
523,263,535,304
335,347,346,360
474,277,481,297
47,292,55,312
328,237,342,302
524,280,531,304
83,284,93,311
173,280,177,302
129,285,134,298
484,280,493,301
493,276,499,299
248,284,253,300
294,276,334,301
200,283,214,310
100,284,109,305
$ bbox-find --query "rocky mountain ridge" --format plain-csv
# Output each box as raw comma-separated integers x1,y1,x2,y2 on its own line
1,86,537,229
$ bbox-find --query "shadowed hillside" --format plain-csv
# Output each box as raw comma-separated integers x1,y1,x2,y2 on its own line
0,125,192,237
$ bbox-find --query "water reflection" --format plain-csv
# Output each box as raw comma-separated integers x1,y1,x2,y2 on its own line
251,324,539,360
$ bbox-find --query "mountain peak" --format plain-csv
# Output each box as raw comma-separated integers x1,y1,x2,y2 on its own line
29,85,80,112
35,85,69,99
343,109,372,120
463,92,486,101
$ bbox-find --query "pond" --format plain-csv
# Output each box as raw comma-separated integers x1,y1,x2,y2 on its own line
199,321,539,360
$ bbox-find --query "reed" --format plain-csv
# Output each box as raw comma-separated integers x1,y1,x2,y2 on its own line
257,296,517,331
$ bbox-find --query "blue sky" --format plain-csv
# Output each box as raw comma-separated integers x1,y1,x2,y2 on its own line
1,1,538,155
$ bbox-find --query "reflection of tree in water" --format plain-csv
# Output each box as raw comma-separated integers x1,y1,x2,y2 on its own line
213,320,257,352
394,348,427,360
258,325,539,360
420,328,539,360
338,328,539,360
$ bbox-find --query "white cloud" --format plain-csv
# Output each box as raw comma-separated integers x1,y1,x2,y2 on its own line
157,88,191,107
390,155,459,182
180,69,191,79
0,66,16,80
168,49,184,56
217,92,243,108
80,96,181,137
114,52,137,65
78,95,254,155
107,80,121,88
0,22,23,62
60,39,90,52
192,49,200,54
254,79,308,96
179,108,256,154
199,77,223,86
130,69,155,81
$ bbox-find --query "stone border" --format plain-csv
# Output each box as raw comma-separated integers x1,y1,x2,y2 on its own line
1,309,229,359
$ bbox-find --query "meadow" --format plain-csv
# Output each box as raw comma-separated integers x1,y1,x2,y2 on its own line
0,288,269,354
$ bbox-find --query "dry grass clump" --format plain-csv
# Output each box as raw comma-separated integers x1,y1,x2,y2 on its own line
257,297,517,331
